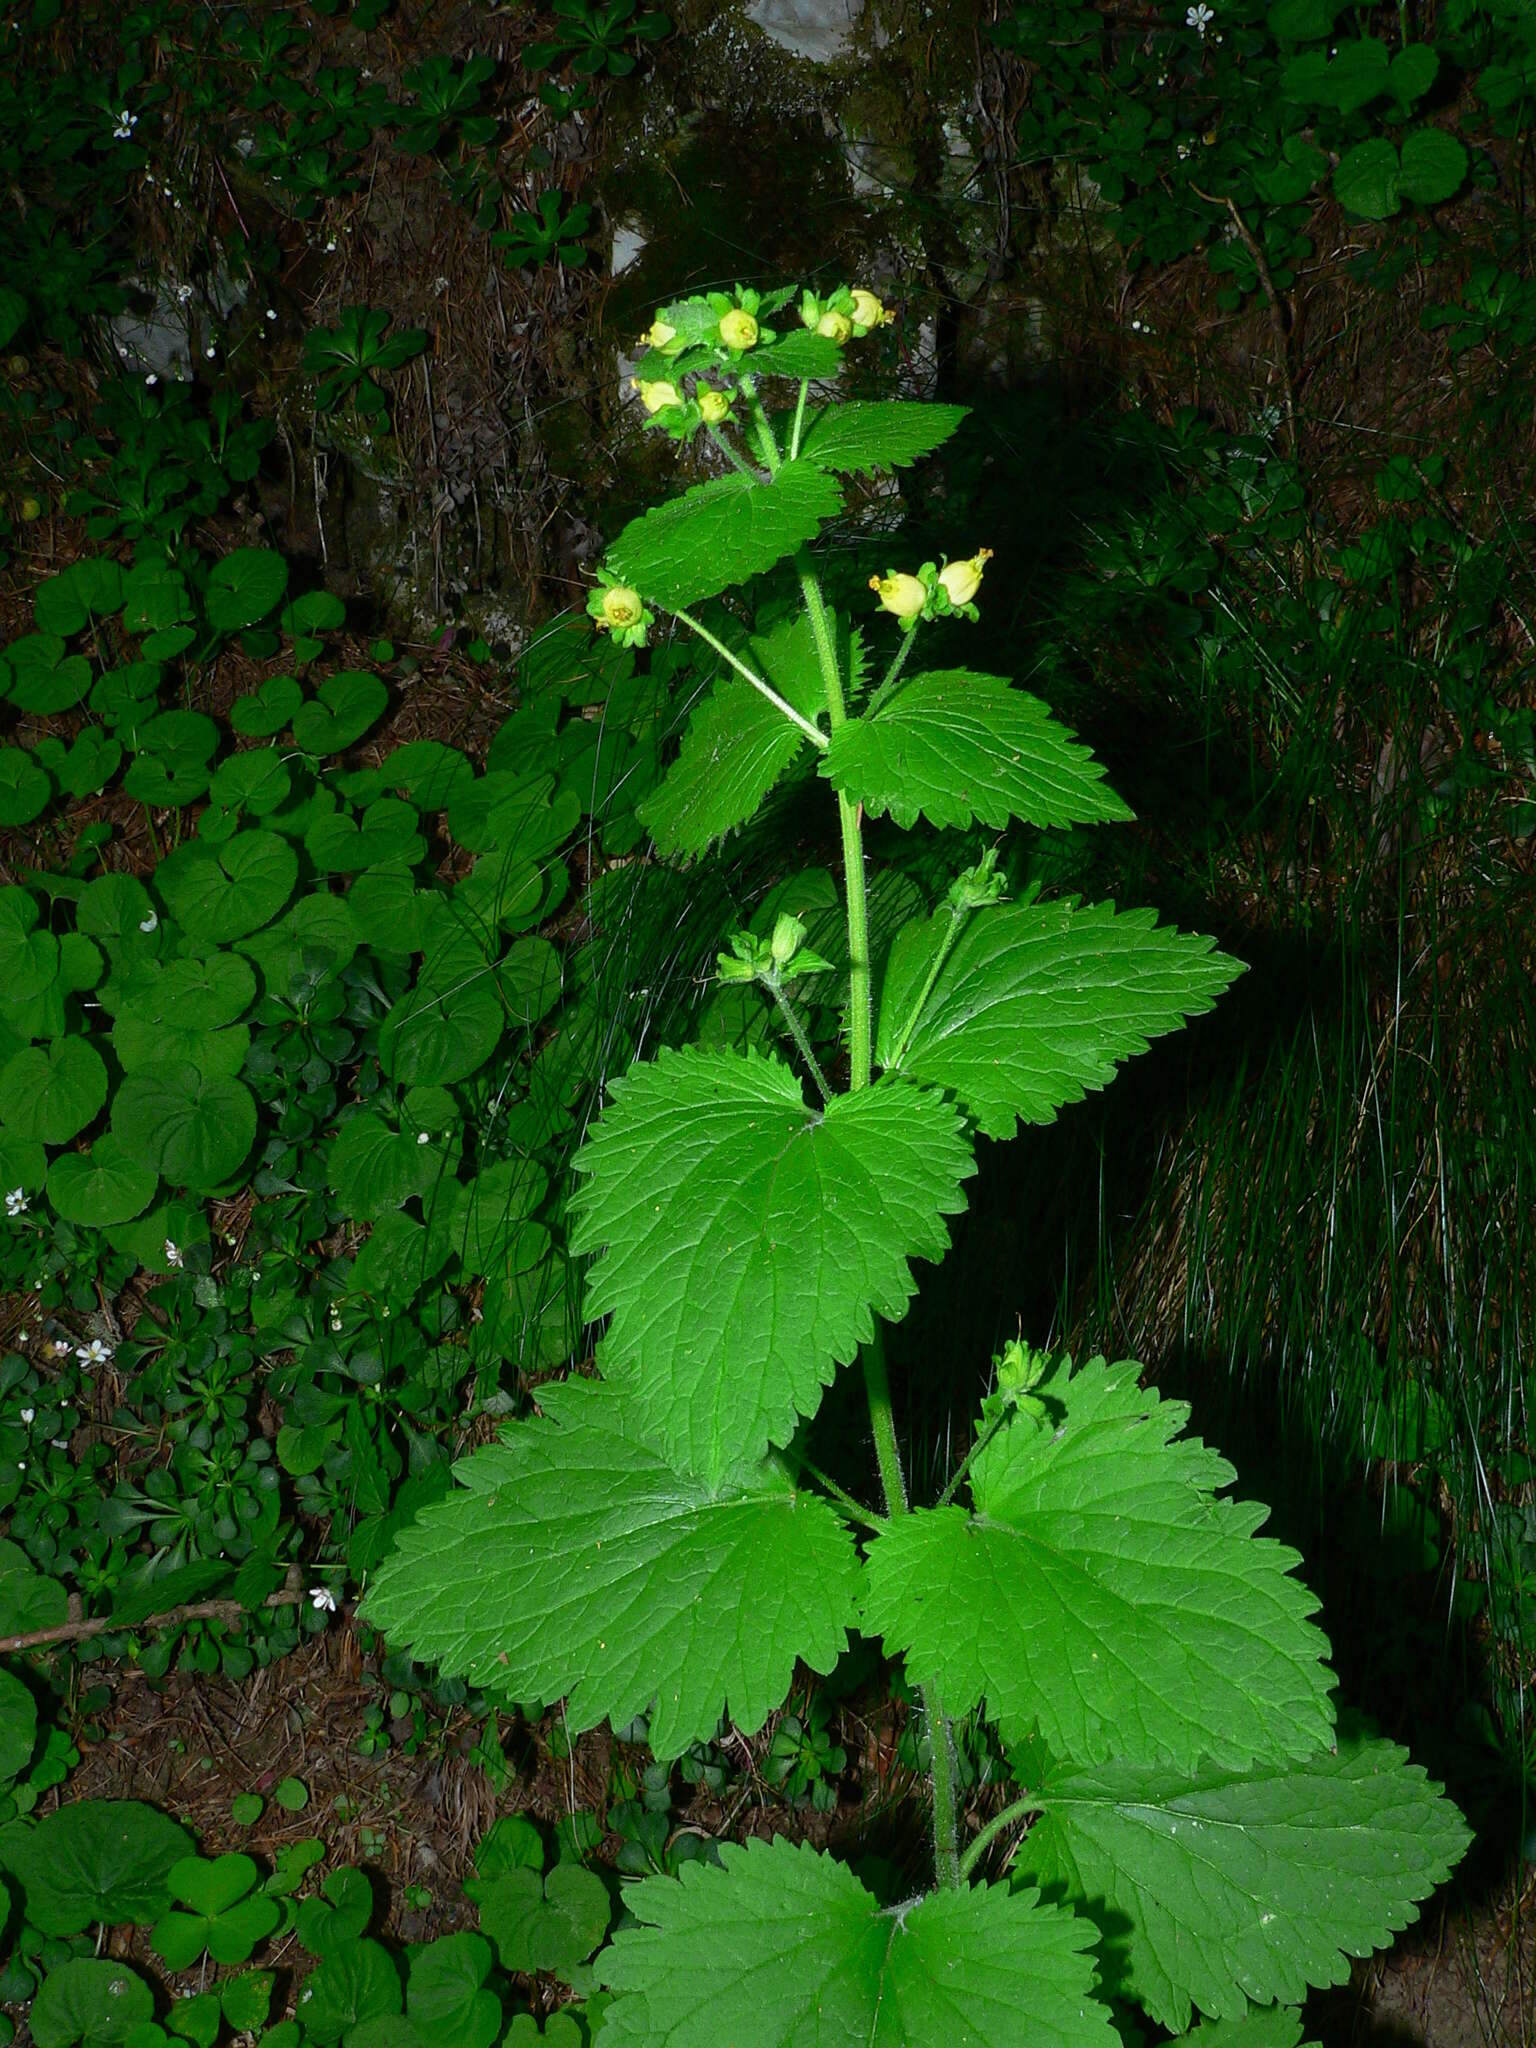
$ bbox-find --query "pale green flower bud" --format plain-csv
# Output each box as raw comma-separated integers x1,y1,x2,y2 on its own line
849,288,890,332
938,548,993,606
599,586,645,631
697,387,731,425
641,316,679,351
718,308,759,351
769,912,806,967
633,377,682,413
868,570,927,623
816,309,853,345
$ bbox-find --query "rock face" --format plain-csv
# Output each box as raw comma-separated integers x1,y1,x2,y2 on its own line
744,0,863,63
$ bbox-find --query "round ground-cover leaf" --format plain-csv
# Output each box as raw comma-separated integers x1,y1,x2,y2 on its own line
1015,1731,1472,2032
0,747,51,825
0,888,58,1000
237,891,358,991
205,546,288,634
1333,136,1401,218
76,873,156,942
446,769,575,858
306,797,426,873
156,830,298,942
378,939,505,1085
207,747,292,820
380,739,475,810
121,559,192,634
33,558,124,636
47,1136,157,1225
112,1017,249,1080
4,634,92,714
877,900,1244,1140
569,1047,974,1485
28,1958,155,2047
402,1930,501,2048
604,459,845,611
496,936,563,1031
328,1110,458,1219
48,729,121,800
91,659,163,733
347,867,440,956
364,1378,861,1757
0,1664,36,1780
0,1539,67,1633
0,1129,47,1197
862,1355,1337,1773
5,1799,194,1933
1398,125,1468,206
112,1063,257,1189
449,1157,549,1277
230,672,304,738
823,669,1134,833
477,1863,610,1978
351,1209,453,1306
299,1938,403,2044
116,952,256,1031
291,670,389,755
600,1836,1116,2048
0,1038,107,1144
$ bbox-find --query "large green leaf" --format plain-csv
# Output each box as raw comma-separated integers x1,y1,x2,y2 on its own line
28,1959,155,2047
46,1135,157,1225
328,1110,458,1219
1015,1730,1471,2029
475,1863,610,1977
113,952,256,1031
0,1038,107,1144
570,1048,973,1483
878,901,1242,1138
403,1930,502,2048
604,461,844,611
155,831,298,942
205,546,288,633
824,670,1133,832
0,1664,36,1780
795,400,968,476
639,612,829,855
363,1378,861,1757
3,1799,193,1933
861,1357,1336,1769
112,1064,257,1189
601,1836,1116,2048
378,936,506,1085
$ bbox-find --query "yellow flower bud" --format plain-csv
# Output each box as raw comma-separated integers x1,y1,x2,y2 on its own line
718,308,759,351
868,571,927,623
632,377,682,414
600,586,645,631
642,317,678,351
697,387,731,425
849,288,889,331
816,309,853,345
938,548,993,606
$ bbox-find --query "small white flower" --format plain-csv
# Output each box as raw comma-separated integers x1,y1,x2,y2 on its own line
51,1438,67,1450
204,344,216,358
6,1187,27,1216
16,1461,24,1472
145,373,158,387
116,342,129,357
19,1408,34,1424
380,1306,390,1319
76,1338,113,1367
51,1339,70,1355
265,307,277,322
309,1586,337,1613
112,108,136,139
138,912,158,932
165,1240,184,1268
251,1270,262,1283
416,1131,431,1145
1186,2,1213,29
325,238,338,252
1176,142,1193,160
174,282,193,304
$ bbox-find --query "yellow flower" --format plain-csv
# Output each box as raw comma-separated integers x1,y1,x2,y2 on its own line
600,586,645,631
868,571,927,622
849,288,890,331
718,308,759,351
816,309,853,345
697,387,731,425
632,377,682,413
641,316,678,351
938,548,993,606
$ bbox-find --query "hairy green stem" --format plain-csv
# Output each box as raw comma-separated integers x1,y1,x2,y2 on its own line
766,980,831,1104
957,1792,1038,1883
796,1458,886,1532
882,901,971,1074
737,374,779,472
788,377,810,460
671,607,828,749
865,624,918,718
703,422,762,479
935,1402,1010,1510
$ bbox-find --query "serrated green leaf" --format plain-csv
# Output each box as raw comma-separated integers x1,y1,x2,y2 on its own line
601,1836,1116,2048
1015,1729,1471,2029
1172,2009,1311,2048
0,1038,107,1144
605,461,843,611
570,1049,973,1483
796,401,968,476
878,901,1242,1138
639,612,829,855
862,1356,1336,1769
824,670,1132,832
362,1378,861,1756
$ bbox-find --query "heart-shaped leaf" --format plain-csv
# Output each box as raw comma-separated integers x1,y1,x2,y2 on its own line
112,1064,257,1189
292,670,388,755
205,547,289,633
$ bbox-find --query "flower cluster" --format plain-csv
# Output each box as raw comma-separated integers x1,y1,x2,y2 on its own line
867,549,994,630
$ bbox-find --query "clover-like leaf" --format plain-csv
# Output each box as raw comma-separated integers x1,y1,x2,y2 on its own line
601,1835,1116,2048
605,460,844,611
363,1378,861,1757
1015,1729,1472,2030
862,1356,1337,1770
570,1048,973,1483
795,400,968,476
824,670,1132,833
151,1852,282,1970
877,900,1242,1139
